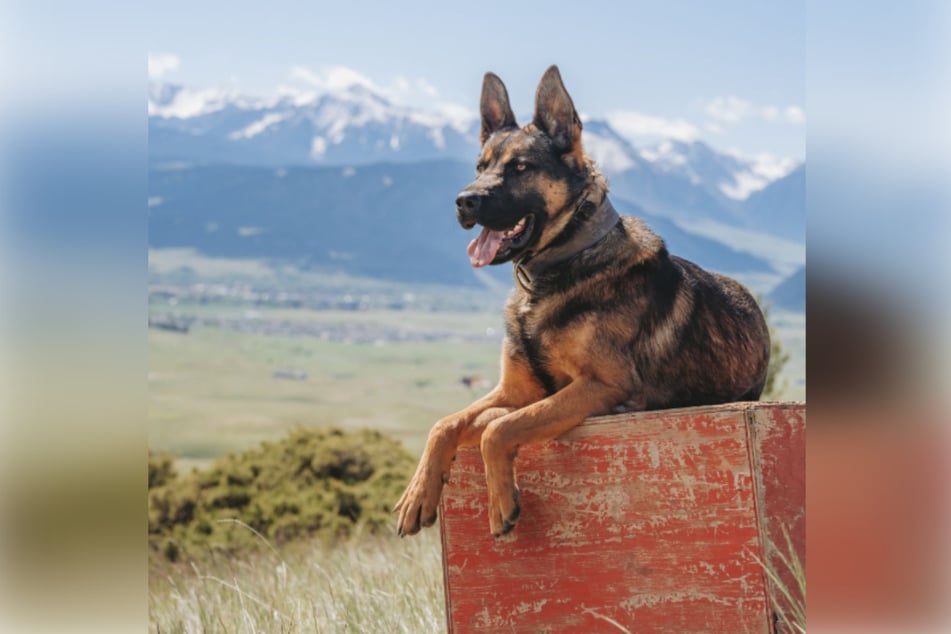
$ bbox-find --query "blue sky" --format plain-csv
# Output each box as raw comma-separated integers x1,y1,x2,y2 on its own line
148,1,804,161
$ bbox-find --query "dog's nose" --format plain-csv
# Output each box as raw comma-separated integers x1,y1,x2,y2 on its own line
456,191,482,228
456,191,482,213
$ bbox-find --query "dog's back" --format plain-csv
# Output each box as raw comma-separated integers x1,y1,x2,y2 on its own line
504,214,770,412
650,253,770,408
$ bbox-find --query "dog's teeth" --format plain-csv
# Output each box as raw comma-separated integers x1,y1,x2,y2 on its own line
503,218,527,239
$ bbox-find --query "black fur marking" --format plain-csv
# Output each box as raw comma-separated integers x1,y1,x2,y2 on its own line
549,297,598,330
517,311,557,396
638,257,683,333
548,294,621,331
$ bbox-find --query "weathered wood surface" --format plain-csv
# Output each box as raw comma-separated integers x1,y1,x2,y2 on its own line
439,402,806,633
748,405,806,628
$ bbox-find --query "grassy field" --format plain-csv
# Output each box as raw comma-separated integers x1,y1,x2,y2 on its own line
148,248,804,455
150,308,804,466
150,310,804,466
150,306,803,455
149,321,501,467
149,528,445,633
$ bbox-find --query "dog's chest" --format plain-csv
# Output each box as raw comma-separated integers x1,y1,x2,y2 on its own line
509,295,589,392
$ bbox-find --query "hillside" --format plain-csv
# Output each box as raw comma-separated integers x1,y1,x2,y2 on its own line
768,266,806,311
149,161,775,287
149,80,804,235
740,165,806,241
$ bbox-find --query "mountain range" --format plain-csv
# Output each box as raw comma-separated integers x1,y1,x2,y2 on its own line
148,80,805,300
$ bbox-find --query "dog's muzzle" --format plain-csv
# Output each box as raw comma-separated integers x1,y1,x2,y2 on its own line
455,191,483,229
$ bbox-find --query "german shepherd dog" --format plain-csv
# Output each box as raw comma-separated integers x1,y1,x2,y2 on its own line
395,66,770,538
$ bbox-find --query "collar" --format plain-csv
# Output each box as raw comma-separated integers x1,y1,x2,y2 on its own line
512,195,621,293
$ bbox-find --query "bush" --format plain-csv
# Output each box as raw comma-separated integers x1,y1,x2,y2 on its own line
147,452,177,489
759,299,791,400
148,427,414,562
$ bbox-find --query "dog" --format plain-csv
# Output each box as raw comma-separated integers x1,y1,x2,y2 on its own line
395,65,770,538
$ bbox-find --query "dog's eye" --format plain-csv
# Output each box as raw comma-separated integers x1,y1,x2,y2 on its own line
514,162,530,173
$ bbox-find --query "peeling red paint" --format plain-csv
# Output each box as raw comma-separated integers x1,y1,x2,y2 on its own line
439,402,806,633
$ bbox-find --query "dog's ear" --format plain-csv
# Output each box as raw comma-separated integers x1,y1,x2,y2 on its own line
480,72,517,145
533,65,583,161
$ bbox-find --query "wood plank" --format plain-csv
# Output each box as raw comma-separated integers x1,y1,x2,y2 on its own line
439,403,792,633
747,404,806,631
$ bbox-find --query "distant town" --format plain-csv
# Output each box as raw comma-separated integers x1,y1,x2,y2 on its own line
148,281,505,344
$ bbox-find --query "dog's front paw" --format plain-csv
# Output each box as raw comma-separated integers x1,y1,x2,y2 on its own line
486,480,521,538
393,469,445,537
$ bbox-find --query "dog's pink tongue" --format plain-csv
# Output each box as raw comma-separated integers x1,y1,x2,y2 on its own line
467,227,504,268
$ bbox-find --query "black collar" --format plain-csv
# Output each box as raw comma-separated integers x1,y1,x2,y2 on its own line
512,195,621,293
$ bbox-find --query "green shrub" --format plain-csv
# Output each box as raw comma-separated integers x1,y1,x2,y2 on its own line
148,427,415,562
147,452,177,489
761,302,791,400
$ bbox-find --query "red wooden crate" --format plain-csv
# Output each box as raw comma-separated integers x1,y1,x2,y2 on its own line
438,402,805,633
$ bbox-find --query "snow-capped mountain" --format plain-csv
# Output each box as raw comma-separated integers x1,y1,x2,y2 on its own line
578,128,797,208
638,139,797,202
150,82,479,167
149,80,797,203
149,77,803,298
579,120,646,173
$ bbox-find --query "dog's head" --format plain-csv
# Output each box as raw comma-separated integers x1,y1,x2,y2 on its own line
457,65,602,268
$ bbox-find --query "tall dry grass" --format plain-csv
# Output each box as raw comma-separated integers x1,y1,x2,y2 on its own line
149,524,444,633
757,527,806,633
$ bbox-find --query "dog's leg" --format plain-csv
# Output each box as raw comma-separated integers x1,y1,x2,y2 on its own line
395,347,544,536
394,391,508,536
480,377,627,536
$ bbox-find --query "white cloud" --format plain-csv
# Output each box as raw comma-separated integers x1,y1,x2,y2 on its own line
148,52,180,80
761,105,781,121
433,102,477,133
289,64,377,93
413,78,439,98
783,105,806,124
705,96,753,123
705,96,805,125
391,75,439,99
605,110,699,143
